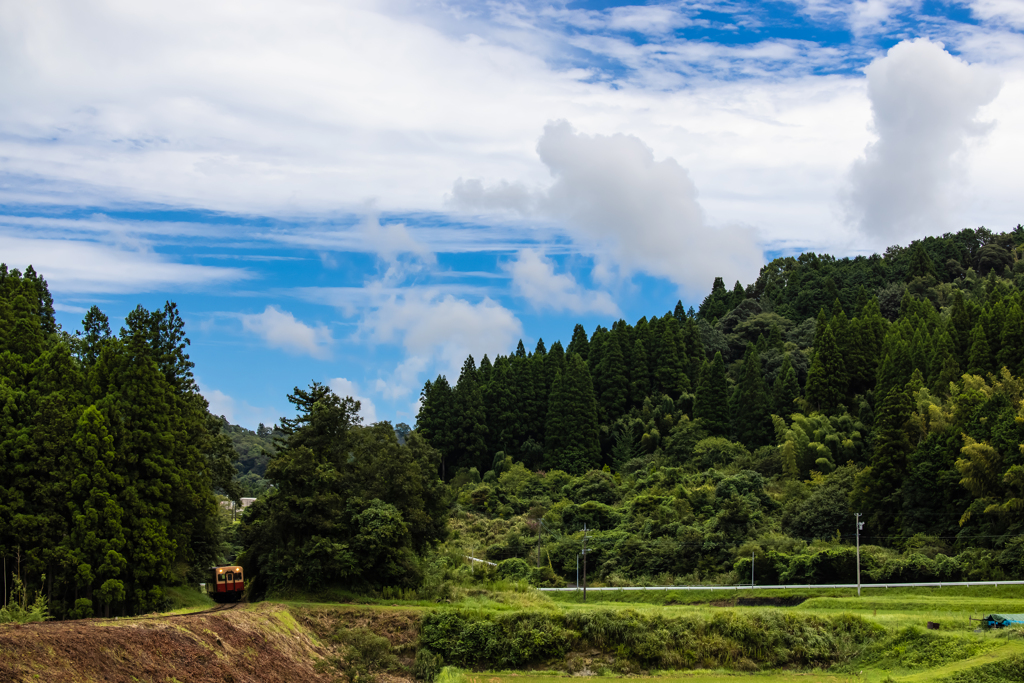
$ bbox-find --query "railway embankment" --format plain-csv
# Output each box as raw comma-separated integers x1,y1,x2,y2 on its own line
0,603,336,683
5,589,1024,683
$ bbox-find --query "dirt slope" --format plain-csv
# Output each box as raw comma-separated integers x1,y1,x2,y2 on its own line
0,604,333,683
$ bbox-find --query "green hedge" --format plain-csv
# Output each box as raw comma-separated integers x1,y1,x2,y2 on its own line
419,607,881,671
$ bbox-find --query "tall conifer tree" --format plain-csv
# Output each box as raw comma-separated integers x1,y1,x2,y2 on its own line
694,352,730,437
732,346,771,448
805,324,848,413
544,354,601,474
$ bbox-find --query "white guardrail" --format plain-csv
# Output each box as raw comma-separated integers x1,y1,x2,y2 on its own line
539,580,1024,591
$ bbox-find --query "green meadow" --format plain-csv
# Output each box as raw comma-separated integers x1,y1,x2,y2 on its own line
302,584,1024,683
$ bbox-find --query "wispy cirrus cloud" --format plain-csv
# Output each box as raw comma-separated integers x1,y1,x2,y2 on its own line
0,234,251,293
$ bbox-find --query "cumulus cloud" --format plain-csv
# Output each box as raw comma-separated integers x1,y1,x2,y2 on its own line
328,377,378,424
358,289,522,396
843,39,1002,242
450,120,764,293
239,305,333,359
504,249,619,315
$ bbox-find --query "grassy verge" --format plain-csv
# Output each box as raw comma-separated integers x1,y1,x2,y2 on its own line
161,585,215,613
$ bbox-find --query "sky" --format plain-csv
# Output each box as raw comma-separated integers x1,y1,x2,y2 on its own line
2,0,1023,429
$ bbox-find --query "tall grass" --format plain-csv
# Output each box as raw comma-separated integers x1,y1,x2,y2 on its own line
418,607,882,672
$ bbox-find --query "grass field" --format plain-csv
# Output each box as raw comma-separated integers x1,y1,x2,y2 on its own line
548,585,1024,631
469,674,859,683
258,584,1024,682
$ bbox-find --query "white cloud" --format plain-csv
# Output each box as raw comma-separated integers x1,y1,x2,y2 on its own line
358,289,523,394
0,1,1022,265
451,121,765,293
53,302,88,314
239,305,333,359
504,249,619,315
328,377,378,424
375,356,430,402
0,234,250,293
198,379,282,429
971,0,1024,29
203,386,237,422
842,39,1002,243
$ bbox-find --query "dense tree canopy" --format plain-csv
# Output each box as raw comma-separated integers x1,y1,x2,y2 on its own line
0,265,237,618
416,225,1024,585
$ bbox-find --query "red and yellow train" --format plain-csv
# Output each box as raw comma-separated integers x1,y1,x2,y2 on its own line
208,565,245,603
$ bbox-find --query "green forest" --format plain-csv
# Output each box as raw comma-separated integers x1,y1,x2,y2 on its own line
6,224,1024,618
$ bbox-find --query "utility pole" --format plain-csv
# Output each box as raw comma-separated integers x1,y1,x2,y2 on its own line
535,519,542,568
855,512,864,597
582,524,589,604
751,551,755,587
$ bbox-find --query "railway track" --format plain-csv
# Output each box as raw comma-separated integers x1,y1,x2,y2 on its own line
3,600,241,628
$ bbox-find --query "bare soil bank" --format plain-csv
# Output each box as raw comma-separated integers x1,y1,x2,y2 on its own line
0,604,337,683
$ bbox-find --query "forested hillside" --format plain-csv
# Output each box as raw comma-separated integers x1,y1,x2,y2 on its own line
0,266,239,618
7,224,1024,616
418,225,1024,586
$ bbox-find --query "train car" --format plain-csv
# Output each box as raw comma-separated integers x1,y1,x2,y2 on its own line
209,565,245,603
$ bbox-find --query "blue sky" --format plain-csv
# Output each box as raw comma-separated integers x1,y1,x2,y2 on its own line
2,0,1023,428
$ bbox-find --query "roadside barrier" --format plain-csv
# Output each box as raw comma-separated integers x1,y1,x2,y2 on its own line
540,580,1024,591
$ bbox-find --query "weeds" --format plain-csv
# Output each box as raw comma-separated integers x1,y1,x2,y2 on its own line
419,606,881,671
0,575,49,624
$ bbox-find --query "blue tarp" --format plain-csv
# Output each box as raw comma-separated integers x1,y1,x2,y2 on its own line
983,614,1024,627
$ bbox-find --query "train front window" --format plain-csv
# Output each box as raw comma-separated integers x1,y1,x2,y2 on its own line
218,573,226,582
226,572,234,581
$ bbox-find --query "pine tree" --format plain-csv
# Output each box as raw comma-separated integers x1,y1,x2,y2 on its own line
65,405,127,618
855,384,914,534
566,324,589,361
544,354,600,474
812,308,829,351
652,315,689,397
967,322,993,375
732,346,771,449
629,337,650,407
805,324,848,413
771,354,800,416
726,280,743,307
875,334,913,400
949,290,973,362
999,302,1024,374
694,352,730,437
483,360,518,457
477,354,493,384
673,300,687,324
416,375,455,476
594,329,629,422
534,338,547,356
79,305,112,368
451,356,489,473
699,277,731,320
929,330,960,396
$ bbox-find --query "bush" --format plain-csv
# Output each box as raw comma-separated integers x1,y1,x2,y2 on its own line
325,626,399,682
0,575,50,624
419,607,880,671
496,558,532,582
414,648,444,681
